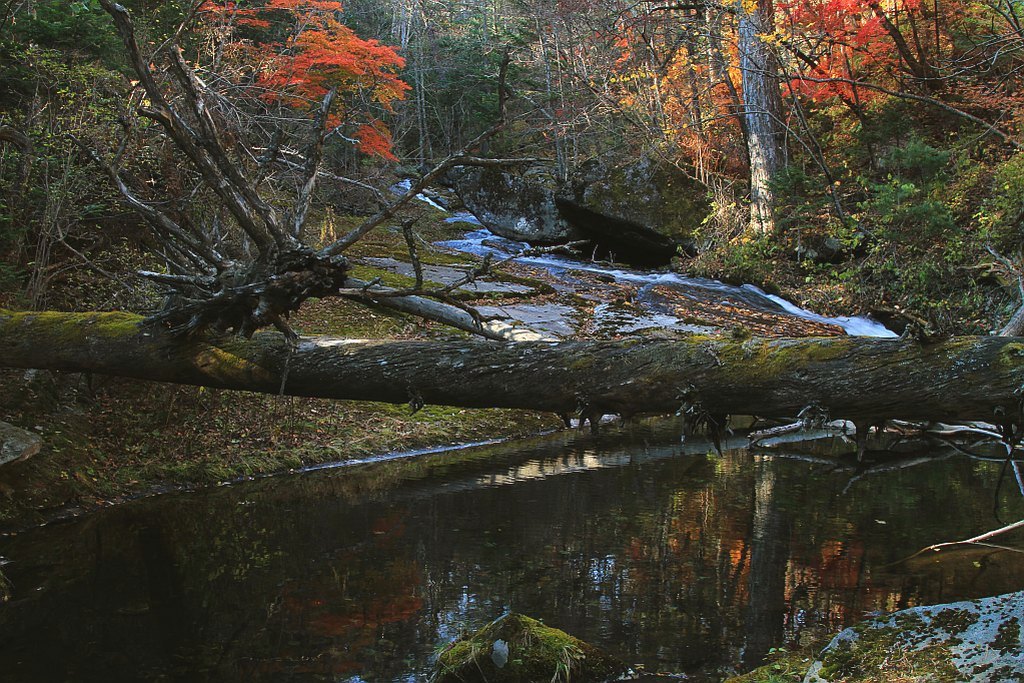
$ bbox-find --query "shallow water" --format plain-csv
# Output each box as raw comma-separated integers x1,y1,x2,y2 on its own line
436,227,897,338
1,419,1022,681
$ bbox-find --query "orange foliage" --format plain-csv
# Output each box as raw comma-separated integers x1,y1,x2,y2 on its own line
199,0,409,160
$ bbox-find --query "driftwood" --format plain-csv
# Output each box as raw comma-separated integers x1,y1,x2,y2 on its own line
4,309,1024,428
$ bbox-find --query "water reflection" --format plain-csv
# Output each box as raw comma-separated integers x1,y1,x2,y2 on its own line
0,419,1022,681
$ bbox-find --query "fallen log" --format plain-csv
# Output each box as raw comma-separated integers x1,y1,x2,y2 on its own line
2,309,1024,427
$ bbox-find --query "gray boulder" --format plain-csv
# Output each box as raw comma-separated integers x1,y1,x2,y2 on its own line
450,167,582,245
557,156,710,247
0,421,42,467
451,158,711,267
804,590,1024,682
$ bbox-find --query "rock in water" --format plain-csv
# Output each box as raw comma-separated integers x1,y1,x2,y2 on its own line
557,157,709,256
0,421,42,467
804,590,1024,682
450,167,582,245
431,613,634,682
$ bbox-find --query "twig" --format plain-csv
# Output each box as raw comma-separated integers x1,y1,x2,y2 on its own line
917,518,1024,554
402,219,423,290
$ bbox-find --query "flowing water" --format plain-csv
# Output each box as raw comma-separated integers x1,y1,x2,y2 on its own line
436,220,897,339
0,204,1009,680
1,419,1022,681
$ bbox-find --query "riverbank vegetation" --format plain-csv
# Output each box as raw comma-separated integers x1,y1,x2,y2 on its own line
4,4,1024,680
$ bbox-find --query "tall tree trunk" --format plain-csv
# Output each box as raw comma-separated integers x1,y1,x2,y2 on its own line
4,310,1024,429
738,0,787,235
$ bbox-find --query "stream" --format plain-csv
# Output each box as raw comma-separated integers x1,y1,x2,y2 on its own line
1,419,1023,681
435,215,897,339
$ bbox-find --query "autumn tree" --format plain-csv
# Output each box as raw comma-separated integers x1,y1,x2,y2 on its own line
197,0,410,160
739,0,788,235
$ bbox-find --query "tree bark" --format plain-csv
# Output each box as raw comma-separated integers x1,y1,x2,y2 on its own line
738,0,787,235
3,310,1024,427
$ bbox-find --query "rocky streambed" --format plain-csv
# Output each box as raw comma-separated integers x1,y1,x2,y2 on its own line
362,206,896,341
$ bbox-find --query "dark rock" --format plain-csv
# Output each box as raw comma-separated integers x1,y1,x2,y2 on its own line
0,421,42,467
431,613,634,683
451,158,709,267
557,156,709,248
451,167,583,245
797,235,850,264
555,197,679,267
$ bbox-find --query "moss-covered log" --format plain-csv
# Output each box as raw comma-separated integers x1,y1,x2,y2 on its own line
3,309,1024,425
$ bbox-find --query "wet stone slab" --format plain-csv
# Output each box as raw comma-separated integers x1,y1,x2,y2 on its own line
474,302,578,339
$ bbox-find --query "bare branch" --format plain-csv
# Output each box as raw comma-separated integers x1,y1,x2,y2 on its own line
73,138,221,272
166,47,289,253
340,277,549,341
290,88,336,238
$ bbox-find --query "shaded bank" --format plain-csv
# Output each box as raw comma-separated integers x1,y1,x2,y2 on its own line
1,420,1022,680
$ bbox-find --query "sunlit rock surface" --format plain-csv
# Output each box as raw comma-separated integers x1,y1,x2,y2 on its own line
451,167,582,244
0,421,41,467
558,157,710,246
804,591,1024,682
556,156,709,266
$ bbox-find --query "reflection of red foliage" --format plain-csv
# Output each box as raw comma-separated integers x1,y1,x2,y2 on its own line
812,539,866,590
252,511,423,677
307,594,425,637
370,511,407,539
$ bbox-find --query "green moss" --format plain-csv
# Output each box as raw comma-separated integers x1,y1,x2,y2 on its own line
816,614,965,682
998,341,1024,367
724,647,814,682
929,608,977,637
994,617,1020,655
568,356,596,372
714,338,853,386
348,264,443,290
2,310,144,343
432,613,630,683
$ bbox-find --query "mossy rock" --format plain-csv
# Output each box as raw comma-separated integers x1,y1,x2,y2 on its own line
559,156,710,244
804,590,1024,682
431,613,633,683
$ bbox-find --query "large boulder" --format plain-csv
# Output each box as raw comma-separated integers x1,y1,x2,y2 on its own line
0,421,42,467
803,590,1024,682
557,157,710,251
450,167,582,245
431,613,634,683
451,158,711,267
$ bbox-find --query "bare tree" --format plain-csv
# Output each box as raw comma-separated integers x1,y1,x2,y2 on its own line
93,0,521,342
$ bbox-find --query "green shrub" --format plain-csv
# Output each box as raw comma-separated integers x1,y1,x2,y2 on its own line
977,151,1024,252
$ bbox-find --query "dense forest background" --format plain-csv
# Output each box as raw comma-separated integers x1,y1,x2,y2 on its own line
2,0,1024,333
